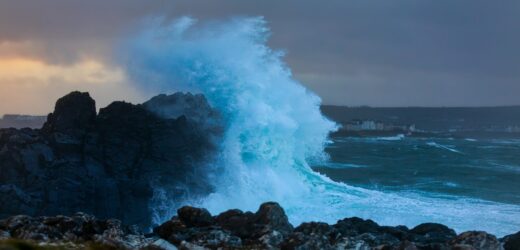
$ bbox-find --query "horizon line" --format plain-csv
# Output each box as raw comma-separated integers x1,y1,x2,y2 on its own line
321,104,520,109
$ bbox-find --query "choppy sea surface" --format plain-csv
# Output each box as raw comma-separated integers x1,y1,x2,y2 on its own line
314,135,520,208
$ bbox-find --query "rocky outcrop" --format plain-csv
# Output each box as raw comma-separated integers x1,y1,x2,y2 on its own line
1,92,518,249
0,213,149,249
450,231,501,250
503,231,520,250
41,91,96,134
0,91,220,228
143,92,221,129
3,202,518,250
154,202,293,249
152,202,519,250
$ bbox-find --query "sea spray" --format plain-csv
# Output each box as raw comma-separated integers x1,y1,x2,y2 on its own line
120,16,520,236
121,15,338,219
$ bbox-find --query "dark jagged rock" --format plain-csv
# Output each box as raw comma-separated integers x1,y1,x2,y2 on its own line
214,209,256,238
1,92,517,249
1,202,519,250
334,217,381,236
42,91,96,134
255,202,293,235
177,207,214,228
410,223,456,237
150,201,520,249
281,222,337,250
450,231,501,250
143,93,219,125
503,231,520,250
410,223,456,243
153,218,185,242
0,213,149,249
0,91,220,228
155,202,292,249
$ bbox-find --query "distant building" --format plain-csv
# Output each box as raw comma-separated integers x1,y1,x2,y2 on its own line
361,120,376,130
506,125,520,133
342,119,415,133
345,120,362,131
375,121,385,130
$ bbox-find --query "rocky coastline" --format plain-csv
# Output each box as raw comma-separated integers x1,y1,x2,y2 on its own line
0,91,221,229
0,202,519,250
1,92,519,249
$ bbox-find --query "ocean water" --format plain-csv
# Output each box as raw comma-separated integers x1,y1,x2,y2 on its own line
120,16,520,237
314,136,520,205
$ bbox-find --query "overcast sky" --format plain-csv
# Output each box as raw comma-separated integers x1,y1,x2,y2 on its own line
1,0,519,115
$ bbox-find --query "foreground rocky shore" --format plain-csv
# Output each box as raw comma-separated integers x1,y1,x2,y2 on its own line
1,202,519,250
1,92,519,249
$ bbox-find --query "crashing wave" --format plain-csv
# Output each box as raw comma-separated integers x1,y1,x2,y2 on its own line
120,16,520,236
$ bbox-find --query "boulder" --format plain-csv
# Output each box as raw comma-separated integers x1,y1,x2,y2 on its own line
0,213,151,249
153,202,295,249
214,209,255,238
281,222,336,250
177,207,214,227
153,217,191,245
449,231,501,250
379,225,411,241
334,217,381,236
410,223,456,243
254,202,293,235
502,231,520,250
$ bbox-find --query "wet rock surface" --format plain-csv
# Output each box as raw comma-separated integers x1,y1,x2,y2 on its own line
151,202,517,250
450,231,501,250
0,92,220,228
0,213,152,249
1,202,518,249
503,231,520,250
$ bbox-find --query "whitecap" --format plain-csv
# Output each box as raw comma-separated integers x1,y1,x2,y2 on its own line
427,141,462,154
376,134,405,141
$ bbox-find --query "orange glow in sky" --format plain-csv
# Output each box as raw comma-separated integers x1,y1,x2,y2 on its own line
0,57,143,115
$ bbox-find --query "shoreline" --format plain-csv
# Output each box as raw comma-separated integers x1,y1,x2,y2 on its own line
1,202,519,250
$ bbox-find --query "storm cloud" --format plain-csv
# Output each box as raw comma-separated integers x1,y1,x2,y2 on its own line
0,0,519,115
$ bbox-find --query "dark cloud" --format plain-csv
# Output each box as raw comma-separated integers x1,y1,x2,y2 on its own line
0,0,519,106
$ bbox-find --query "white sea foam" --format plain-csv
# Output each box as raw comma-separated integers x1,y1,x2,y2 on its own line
323,162,367,169
376,134,405,141
120,16,520,236
427,141,462,154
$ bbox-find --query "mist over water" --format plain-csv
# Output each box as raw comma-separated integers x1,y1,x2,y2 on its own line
120,17,520,236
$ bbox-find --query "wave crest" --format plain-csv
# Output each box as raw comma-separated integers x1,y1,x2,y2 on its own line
120,16,520,236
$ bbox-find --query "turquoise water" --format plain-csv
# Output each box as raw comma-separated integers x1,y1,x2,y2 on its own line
314,136,520,205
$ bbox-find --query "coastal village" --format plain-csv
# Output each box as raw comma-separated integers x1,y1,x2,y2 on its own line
336,119,520,137
343,119,416,133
